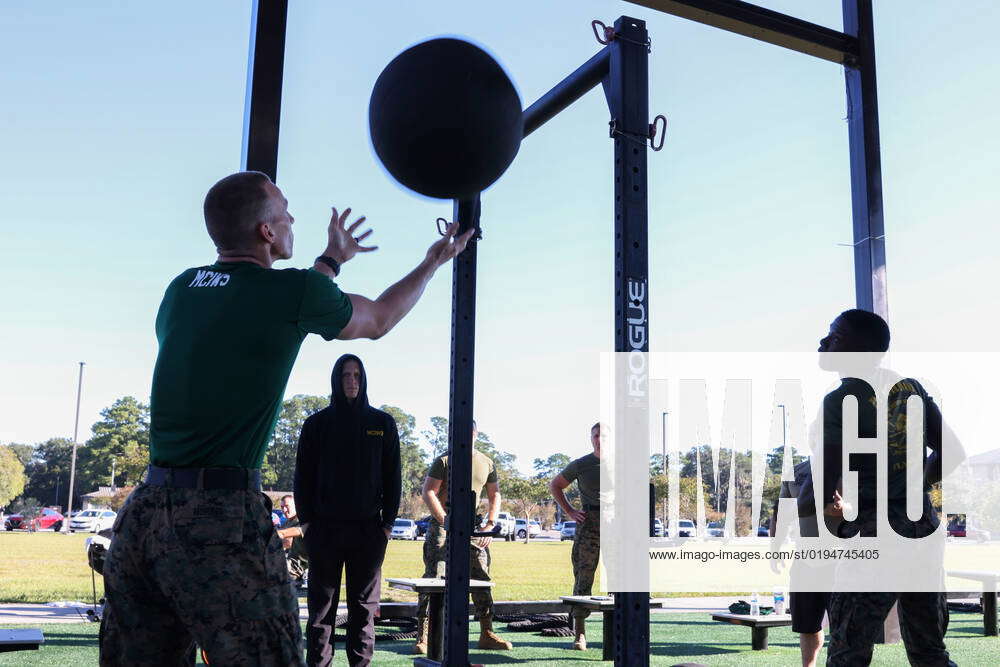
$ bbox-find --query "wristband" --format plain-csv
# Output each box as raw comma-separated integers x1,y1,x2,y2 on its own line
315,255,340,276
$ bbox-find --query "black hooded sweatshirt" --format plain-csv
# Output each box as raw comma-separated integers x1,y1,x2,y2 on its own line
293,354,402,531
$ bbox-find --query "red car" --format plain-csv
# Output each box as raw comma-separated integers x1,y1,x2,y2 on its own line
4,508,65,532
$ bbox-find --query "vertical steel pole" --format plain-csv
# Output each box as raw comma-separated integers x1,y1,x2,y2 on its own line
442,195,481,665
605,15,651,666
241,0,288,181
66,361,85,525
842,0,887,318
777,404,787,448
662,411,668,524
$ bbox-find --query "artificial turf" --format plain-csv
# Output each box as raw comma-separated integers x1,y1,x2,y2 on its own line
2,612,997,666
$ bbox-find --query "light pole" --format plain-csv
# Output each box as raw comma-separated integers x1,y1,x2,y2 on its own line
65,361,85,531
777,404,788,450
661,411,669,526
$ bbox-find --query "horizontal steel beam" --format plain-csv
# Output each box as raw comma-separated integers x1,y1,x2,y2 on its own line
625,0,859,65
522,47,610,138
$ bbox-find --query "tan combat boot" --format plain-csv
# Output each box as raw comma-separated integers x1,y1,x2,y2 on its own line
412,616,428,655
477,618,513,650
572,616,587,650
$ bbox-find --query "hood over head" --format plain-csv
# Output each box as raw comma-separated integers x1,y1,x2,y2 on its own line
330,353,369,410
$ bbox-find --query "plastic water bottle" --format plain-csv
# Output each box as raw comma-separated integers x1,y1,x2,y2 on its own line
773,588,785,615
750,591,759,616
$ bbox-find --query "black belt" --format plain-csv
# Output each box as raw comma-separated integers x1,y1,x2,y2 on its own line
583,504,600,511
145,465,261,491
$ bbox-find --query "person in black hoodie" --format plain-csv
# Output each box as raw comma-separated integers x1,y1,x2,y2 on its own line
294,353,401,667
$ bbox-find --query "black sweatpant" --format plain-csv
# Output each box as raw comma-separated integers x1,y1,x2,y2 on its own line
304,519,388,667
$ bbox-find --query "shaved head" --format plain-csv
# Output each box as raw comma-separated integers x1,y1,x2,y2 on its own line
203,171,275,252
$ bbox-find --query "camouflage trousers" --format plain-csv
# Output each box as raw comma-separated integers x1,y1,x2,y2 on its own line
571,511,600,623
99,483,304,666
416,520,494,623
827,592,955,667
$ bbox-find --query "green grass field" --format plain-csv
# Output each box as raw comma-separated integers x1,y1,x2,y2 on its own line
6,531,998,666
2,614,998,666
0,531,579,604
1,532,732,604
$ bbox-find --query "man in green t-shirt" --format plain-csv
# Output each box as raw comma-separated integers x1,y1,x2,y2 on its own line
99,171,473,666
550,422,603,651
414,422,513,654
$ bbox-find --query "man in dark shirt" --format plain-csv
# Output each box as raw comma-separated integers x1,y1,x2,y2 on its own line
99,171,472,666
550,422,603,651
802,309,958,667
295,354,401,666
277,495,308,586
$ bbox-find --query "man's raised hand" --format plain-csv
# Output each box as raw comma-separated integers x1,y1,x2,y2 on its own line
326,206,377,264
426,221,475,268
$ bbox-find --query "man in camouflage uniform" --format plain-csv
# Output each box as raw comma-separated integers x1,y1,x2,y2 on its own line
550,422,603,651
802,309,958,667
98,172,472,665
414,422,512,654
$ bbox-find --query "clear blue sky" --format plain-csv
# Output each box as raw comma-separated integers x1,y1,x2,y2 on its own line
2,1,997,472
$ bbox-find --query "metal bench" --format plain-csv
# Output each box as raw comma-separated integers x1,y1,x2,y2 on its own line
387,577,493,662
560,596,664,660
947,570,999,636
0,628,44,653
711,612,792,650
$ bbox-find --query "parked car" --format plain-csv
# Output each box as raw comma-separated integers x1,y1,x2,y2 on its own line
70,509,117,533
706,521,724,538
757,525,770,538
10,508,65,532
415,515,431,537
391,519,419,540
560,520,577,540
652,518,665,537
947,517,991,542
552,522,563,532
968,527,992,543
676,519,695,538
496,512,516,541
515,518,540,539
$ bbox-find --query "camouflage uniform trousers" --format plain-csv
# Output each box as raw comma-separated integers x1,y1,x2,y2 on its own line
571,511,600,624
99,483,304,666
416,520,494,623
827,591,956,667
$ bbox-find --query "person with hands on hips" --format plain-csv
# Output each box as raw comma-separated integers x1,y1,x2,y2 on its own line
550,422,604,651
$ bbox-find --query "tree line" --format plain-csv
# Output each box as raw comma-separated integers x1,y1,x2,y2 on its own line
2,396,953,531
0,394,581,522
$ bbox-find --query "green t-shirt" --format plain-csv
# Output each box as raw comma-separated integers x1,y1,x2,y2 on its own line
428,450,498,508
149,263,353,468
561,452,600,508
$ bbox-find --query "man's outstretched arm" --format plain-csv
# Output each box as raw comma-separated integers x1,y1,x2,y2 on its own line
310,207,474,340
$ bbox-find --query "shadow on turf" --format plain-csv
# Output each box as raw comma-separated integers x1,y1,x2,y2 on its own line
42,632,98,648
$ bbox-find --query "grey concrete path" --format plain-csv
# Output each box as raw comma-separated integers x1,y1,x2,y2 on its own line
2,595,735,625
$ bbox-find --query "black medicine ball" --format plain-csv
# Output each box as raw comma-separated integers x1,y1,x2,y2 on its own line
369,38,522,199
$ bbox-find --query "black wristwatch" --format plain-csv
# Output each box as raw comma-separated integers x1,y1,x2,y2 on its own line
315,255,340,276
